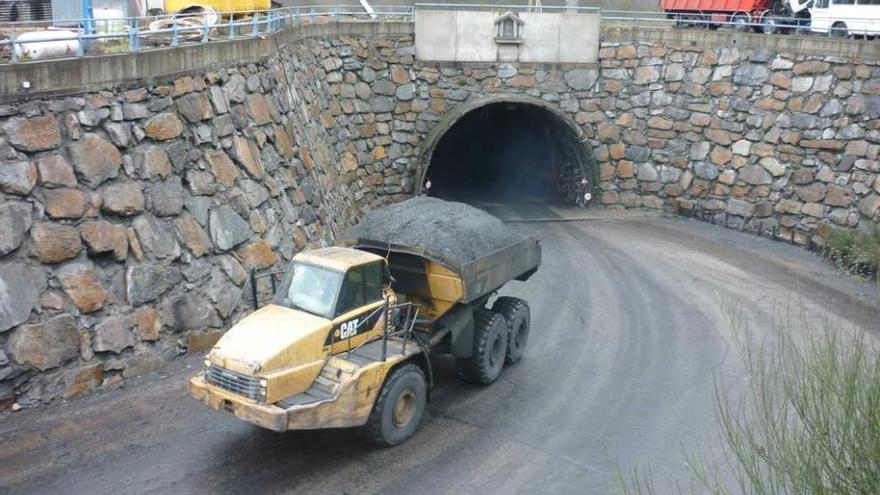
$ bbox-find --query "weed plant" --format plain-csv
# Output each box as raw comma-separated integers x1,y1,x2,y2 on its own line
618,308,879,494
824,225,880,279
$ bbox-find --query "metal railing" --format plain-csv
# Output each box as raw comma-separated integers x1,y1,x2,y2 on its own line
412,3,599,13
1,5,878,64
0,5,415,63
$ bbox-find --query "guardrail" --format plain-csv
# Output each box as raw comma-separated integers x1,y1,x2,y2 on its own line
0,5,415,63
0,5,877,64
412,3,598,12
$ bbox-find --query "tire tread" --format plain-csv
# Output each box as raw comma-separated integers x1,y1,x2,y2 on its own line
492,297,530,364
359,363,426,447
456,309,507,385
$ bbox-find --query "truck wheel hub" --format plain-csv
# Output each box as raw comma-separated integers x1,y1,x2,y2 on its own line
393,388,417,427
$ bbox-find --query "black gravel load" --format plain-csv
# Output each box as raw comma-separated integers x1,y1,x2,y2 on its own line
344,197,524,266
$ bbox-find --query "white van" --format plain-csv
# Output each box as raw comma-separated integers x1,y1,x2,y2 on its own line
811,0,880,37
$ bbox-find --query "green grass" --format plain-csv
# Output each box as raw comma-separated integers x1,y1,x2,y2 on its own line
617,307,880,494
824,225,880,279
95,41,130,55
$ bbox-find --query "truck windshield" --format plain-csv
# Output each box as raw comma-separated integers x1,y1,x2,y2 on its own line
272,262,342,319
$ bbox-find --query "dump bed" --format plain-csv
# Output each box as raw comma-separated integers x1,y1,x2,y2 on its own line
342,198,541,304
659,0,772,13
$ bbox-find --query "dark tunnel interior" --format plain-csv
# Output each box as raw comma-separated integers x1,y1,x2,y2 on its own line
426,102,592,204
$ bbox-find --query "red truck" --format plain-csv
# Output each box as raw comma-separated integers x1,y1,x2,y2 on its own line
660,0,812,34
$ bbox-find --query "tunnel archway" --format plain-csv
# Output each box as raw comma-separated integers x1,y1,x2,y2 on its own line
417,95,597,205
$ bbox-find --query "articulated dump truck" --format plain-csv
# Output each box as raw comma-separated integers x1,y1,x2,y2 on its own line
190,198,541,445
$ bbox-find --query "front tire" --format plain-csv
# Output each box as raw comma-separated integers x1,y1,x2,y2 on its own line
761,13,782,35
830,22,848,38
359,364,427,447
456,310,508,385
492,297,531,365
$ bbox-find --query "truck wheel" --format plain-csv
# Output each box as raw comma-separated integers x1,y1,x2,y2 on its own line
830,22,849,38
731,13,751,32
359,364,426,447
761,13,782,35
492,297,530,365
456,310,508,385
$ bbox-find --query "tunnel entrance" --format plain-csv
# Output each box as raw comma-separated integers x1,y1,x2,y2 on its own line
420,99,595,205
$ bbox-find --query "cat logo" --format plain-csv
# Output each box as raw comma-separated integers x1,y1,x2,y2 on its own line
339,318,360,339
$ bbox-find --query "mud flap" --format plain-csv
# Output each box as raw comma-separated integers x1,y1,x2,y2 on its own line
442,306,474,359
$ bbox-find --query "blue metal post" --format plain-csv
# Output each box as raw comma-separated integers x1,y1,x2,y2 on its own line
171,16,179,47
129,17,137,52
81,0,94,35
81,0,94,55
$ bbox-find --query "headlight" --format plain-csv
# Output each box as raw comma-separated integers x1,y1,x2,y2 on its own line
259,378,268,388
204,359,211,368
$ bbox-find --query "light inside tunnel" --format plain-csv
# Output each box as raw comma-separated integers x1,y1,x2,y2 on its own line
426,102,593,203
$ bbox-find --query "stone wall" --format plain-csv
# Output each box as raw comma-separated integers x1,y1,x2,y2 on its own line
0,36,415,409
591,43,880,241
305,36,880,242
2,27,879,409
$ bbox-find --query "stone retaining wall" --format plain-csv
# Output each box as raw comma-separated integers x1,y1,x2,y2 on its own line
0,37,414,408
305,36,880,241
591,43,880,242
2,29,879,409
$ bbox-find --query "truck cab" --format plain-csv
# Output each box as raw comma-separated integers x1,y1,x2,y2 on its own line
195,248,392,405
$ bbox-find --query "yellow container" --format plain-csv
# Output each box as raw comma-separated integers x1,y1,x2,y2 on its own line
164,0,271,14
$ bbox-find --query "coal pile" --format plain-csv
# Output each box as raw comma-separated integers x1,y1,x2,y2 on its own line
344,197,523,265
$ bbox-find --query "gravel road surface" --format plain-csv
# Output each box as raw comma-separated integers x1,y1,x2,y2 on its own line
1,203,877,495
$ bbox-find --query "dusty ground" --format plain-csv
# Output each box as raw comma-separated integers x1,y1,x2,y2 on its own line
1,204,877,495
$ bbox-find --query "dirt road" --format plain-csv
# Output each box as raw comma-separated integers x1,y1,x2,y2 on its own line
1,205,877,494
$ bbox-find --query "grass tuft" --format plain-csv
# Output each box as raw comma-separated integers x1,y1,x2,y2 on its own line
823,225,880,279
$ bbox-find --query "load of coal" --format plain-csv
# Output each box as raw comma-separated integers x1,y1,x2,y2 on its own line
344,197,523,265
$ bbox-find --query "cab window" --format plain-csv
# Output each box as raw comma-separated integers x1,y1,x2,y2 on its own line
335,262,384,316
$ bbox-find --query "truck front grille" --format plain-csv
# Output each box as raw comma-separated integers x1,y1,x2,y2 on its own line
206,366,261,401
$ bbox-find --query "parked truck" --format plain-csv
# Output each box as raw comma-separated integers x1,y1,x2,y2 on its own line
189,198,541,446
661,0,813,34
163,0,270,14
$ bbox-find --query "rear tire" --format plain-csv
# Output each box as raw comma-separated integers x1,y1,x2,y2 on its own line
359,364,426,447
456,310,508,385
731,13,750,32
492,297,531,365
830,22,848,38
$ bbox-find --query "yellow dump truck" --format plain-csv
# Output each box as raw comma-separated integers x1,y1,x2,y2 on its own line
190,198,541,445
163,0,271,14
